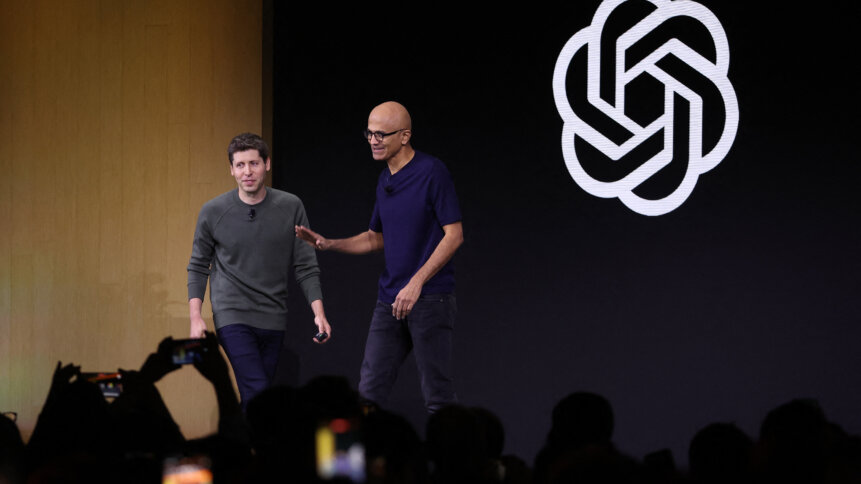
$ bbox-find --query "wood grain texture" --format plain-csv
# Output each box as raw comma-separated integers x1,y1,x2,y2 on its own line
0,0,262,441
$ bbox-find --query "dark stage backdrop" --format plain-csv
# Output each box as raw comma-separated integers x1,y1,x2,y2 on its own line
271,1,860,468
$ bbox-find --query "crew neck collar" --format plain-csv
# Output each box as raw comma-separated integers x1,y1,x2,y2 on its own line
234,186,269,207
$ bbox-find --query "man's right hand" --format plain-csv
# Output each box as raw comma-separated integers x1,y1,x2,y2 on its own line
190,316,207,338
295,225,329,250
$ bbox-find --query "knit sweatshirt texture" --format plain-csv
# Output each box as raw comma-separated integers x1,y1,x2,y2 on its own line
187,187,322,330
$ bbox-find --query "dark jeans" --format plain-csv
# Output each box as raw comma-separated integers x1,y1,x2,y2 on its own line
216,323,284,412
359,293,457,413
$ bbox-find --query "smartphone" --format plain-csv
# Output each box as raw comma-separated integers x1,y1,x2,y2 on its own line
81,372,123,398
316,418,366,482
162,454,213,484
171,338,208,365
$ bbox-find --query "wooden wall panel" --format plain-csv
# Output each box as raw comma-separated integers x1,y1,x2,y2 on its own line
0,0,262,441
5,0,40,421
0,0,11,426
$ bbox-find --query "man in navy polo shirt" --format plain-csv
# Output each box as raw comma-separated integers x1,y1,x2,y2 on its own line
296,101,464,413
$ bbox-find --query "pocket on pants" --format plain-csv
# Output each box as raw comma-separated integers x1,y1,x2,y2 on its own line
416,294,456,328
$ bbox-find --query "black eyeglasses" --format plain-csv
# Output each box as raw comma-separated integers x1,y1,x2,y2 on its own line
363,128,405,142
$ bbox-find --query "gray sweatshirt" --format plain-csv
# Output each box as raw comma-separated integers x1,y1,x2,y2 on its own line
187,187,322,330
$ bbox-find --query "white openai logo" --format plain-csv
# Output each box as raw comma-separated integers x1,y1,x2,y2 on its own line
553,0,738,216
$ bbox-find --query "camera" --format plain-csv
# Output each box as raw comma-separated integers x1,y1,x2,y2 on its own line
170,338,208,365
316,418,366,482
81,372,123,398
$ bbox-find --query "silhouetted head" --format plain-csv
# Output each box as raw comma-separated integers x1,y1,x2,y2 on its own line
758,398,829,482
44,380,113,448
426,405,490,483
245,384,319,482
363,409,427,484
689,422,753,483
548,392,614,449
246,384,300,453
0,412,24,484
299,374,361,421
471,406,506,459
25,379,116,476
109,376,185,459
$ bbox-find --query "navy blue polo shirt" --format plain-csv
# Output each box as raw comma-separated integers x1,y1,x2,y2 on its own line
369,150,462,304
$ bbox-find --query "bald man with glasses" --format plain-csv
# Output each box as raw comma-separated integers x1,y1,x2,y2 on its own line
296,101,464,413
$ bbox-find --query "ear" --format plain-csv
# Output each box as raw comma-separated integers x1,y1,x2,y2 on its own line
401,130,411,145
265,157,272,172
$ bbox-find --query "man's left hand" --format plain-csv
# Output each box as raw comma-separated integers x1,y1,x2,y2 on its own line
393,279,423,320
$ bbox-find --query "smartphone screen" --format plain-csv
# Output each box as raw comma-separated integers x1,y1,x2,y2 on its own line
162,454,213,484
171,338,207,365
316,418,366,482
81,372,123,398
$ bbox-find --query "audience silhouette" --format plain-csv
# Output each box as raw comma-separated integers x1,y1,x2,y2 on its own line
688,422,753,484
4,342,860,483
363,408,428,484
0,411,25,484
532,392,640,484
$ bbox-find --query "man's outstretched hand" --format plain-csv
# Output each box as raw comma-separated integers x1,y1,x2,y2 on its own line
295,225,330,250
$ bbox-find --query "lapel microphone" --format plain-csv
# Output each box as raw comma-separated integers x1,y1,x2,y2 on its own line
248,208,256,221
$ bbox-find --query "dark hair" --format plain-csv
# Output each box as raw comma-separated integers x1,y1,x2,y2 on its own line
227,133,270,165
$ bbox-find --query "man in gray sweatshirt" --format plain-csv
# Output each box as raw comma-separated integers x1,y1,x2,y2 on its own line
187,132,331,410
